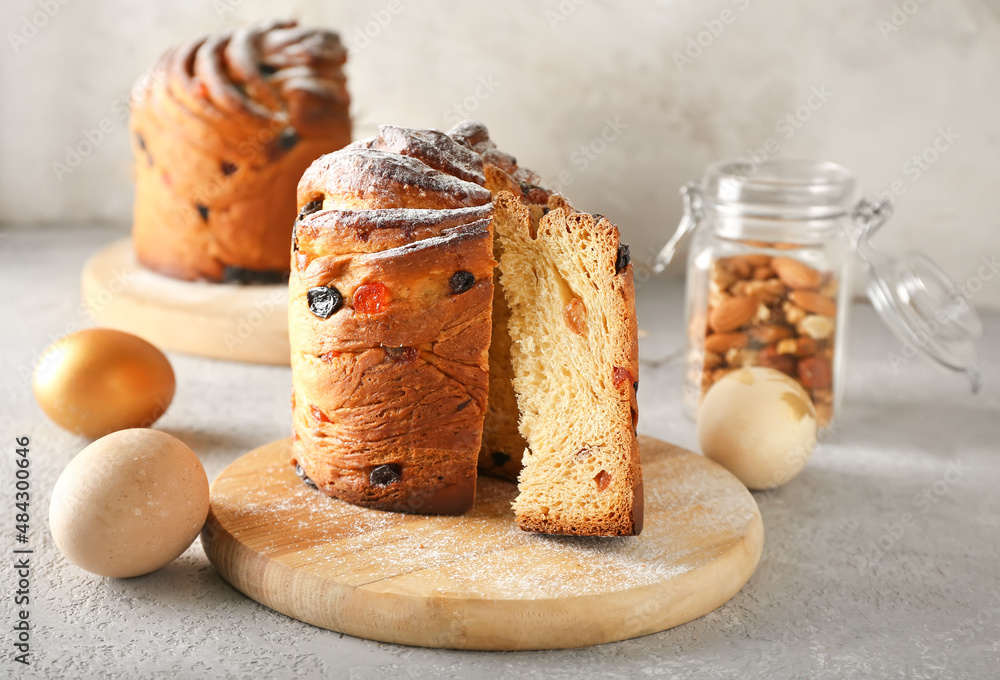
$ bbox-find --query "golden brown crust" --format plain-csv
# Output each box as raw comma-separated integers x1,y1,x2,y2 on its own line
289,124,511,514
131,20,351,282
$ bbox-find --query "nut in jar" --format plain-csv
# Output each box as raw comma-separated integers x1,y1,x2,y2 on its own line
697,253,836,426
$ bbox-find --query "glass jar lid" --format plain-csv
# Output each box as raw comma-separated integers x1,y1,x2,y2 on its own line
852,202,983,392
703,159,860,222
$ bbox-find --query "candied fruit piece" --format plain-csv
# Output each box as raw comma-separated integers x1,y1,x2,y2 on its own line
491,451,511,467
613,366,633,388
564,297,587,335
310,405,330,423
594,470,612,491
354,283,389,313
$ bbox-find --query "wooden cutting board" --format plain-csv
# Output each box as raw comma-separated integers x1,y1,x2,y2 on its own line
201,435,763,650
81,238,289,365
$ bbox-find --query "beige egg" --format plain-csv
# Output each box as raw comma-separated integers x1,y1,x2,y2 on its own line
698,367,818,490
33,329,175,439
49,429,210,578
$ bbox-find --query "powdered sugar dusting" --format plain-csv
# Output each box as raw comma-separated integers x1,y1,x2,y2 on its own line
211,438,760,601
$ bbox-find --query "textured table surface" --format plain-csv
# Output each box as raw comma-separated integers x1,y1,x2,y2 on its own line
1,224,997,680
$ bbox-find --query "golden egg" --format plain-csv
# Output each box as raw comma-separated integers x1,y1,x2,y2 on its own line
33,329,175,439
49,429,210,578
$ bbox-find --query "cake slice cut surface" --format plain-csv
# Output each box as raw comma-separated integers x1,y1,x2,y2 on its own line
493,191,643,536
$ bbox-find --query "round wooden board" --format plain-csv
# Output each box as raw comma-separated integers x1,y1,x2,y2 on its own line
81,238,289,365
202,435,763,650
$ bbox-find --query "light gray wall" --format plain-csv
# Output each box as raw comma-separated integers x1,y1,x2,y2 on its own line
2,0,999,308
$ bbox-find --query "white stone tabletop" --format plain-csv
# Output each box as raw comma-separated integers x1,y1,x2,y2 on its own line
1,224,997,679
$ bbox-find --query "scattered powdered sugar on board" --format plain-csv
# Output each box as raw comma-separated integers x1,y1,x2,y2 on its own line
211,438,760,601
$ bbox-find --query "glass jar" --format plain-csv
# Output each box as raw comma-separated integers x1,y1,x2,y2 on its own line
656,158,984,429
678,160,858,427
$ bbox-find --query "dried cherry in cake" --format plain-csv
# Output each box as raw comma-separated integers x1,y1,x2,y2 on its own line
613,366,633,388
353,283,389,313
307,285,343,319
369,464,402,486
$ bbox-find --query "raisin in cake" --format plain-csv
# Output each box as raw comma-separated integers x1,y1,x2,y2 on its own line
130,20,351,282
493,192,643,536
289,122,549,513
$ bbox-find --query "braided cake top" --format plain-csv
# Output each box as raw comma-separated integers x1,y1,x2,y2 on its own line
137,20,349,148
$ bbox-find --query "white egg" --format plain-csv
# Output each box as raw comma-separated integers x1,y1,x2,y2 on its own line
698,367,818,490
49,429,210,578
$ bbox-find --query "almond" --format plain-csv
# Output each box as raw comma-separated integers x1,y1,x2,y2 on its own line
772,257,823,290
708,295,759,332
797,356,832,390
789,290,837,317
705,332,748,353
742,254,773,267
